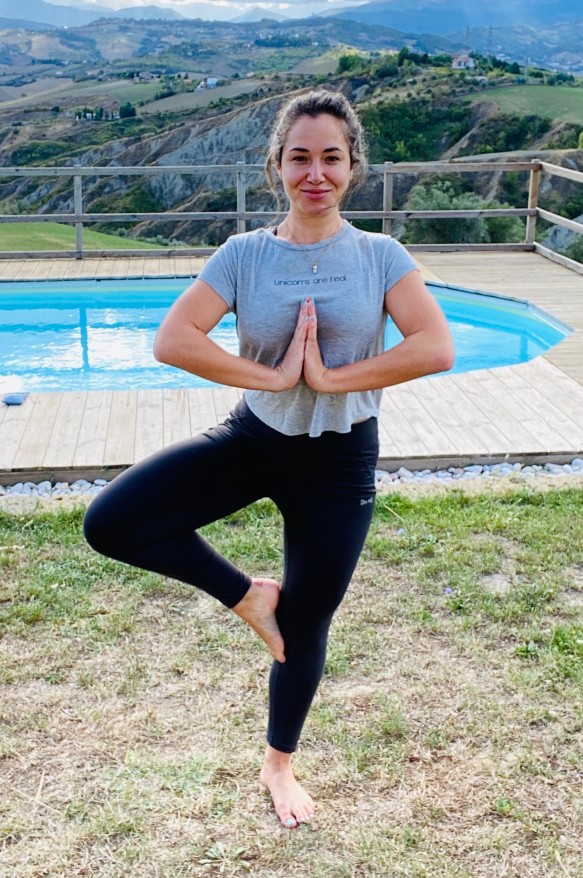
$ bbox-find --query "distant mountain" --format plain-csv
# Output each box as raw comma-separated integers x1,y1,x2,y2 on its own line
0,0,109,27
231,9,289,24
0,0,183,28
329,0,581,35
0,15,54,29
108,5,183,21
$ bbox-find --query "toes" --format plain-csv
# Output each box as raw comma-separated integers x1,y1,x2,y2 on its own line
279,803,314,828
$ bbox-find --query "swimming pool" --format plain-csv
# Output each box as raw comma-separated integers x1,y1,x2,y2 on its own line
0,278,572,394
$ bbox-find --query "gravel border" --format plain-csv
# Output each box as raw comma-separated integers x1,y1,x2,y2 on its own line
1,459,583,514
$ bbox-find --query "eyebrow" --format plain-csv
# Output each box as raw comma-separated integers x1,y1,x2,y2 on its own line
287,146,344,153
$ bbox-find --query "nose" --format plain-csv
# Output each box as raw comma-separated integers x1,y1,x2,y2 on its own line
306,159,325,183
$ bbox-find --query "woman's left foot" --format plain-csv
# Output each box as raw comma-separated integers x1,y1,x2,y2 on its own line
259,760,316,828
232,578,285,662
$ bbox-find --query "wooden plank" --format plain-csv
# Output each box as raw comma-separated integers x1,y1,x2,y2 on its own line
447,371,544,450
110,258,130,277
540,161,583,184
42,391,87,467
486,364,582,449
11,393,62,469
103,391,137,466
406,374,510,454
73,390,112,467
134,389,164,462
212,386,240,423
537,209,583,236
0,397,34,469
188,388,216,435
163,388,191,446
533,244,583,275
516,358,583,433
382,381,453,451
378,387,434,456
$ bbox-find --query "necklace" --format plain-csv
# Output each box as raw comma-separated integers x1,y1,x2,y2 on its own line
280,217,344,274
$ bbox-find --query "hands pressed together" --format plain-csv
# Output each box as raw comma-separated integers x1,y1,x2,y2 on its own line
274,298,333,393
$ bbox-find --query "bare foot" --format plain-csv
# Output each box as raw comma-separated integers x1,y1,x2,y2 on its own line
259,750,316,829
232,578,285,662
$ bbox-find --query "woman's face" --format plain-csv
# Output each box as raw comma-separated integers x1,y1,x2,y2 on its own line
277,113,353,217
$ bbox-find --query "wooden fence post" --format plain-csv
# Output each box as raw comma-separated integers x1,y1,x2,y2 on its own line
382,161,394,236
236,161,246,234
525,160,541,246
73,174,84,258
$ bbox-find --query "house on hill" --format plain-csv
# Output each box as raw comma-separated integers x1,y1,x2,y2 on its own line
452,54,476,70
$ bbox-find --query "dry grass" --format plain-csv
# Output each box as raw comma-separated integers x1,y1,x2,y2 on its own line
1,487,583,877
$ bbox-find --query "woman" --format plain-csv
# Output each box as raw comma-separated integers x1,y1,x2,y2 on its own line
84,90,454,829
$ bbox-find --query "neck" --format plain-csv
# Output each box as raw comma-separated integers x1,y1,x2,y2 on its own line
280,211,343,244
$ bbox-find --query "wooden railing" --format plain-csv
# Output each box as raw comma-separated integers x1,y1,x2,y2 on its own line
0,159,582,273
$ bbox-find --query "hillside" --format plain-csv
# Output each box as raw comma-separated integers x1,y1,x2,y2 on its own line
0,30,581,255
329,0,583,73
1,67,581,251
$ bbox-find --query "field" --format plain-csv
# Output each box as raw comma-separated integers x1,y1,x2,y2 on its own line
290,52,340,75
0,223,165,252
0,77,75,108
1,483,583,876
471,85,583,124
140,80,263,115
0,77,264,115
0,79,163,111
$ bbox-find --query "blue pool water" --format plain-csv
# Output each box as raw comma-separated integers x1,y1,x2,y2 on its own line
0,277,572,393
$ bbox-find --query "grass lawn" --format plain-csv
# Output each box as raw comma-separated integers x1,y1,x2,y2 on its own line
471,85,583,124
1,486,583,876
0,222,169,252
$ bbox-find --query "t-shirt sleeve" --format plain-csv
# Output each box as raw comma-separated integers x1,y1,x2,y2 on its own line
384,238,419,293
197,235,239,311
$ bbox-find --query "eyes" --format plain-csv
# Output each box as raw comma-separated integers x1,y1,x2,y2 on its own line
289,154,343,163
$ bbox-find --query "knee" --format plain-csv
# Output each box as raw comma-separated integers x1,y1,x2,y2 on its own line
83,494,120,558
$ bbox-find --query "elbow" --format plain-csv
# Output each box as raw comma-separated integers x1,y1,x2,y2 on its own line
437,343,455,374
427,338,455,376
153,330,175,366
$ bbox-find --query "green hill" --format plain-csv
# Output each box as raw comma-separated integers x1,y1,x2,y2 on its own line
0,223,174,252
471,86,583,125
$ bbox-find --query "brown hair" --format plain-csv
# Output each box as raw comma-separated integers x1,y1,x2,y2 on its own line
265,90,368,205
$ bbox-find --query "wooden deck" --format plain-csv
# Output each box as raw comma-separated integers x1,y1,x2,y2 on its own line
1,251,583,483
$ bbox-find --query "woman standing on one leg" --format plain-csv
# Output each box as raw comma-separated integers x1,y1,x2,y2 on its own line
84,90,454,829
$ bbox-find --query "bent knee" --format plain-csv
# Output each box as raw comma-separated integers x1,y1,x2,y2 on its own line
83,496,122,558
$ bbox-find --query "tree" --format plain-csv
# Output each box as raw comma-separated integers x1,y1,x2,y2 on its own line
402,180,524,245
337,53,364,74
119,102,136,119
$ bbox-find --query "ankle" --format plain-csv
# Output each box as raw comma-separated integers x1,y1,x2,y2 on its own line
263,745,293,771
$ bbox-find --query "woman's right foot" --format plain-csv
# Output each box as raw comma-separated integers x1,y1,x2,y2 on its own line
232,578,285,662
259,749,317,828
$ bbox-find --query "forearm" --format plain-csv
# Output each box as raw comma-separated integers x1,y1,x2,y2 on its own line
154,325,279,391
322,331,455,393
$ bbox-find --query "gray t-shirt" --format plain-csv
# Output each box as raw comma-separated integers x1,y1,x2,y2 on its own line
199,221,418,437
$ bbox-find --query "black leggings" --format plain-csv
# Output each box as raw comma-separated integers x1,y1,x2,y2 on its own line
84,400,378,753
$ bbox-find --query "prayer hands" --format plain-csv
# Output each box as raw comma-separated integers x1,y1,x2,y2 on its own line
302,298,331,392
273,298,332,393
